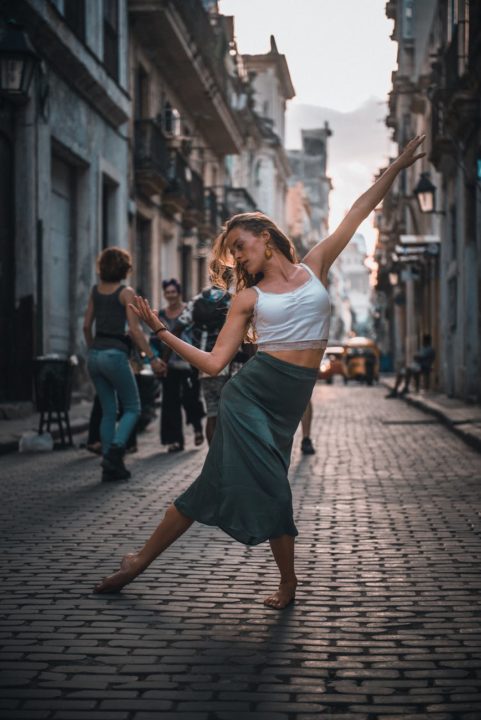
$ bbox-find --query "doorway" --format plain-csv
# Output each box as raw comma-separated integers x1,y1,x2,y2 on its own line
50,155,74,355
0,132,14,400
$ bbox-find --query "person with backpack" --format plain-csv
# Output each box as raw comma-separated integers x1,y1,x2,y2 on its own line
174,276,232,444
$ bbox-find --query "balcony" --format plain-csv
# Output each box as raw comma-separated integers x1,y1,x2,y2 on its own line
134,120,171,196
162,151,205,224
129,0,243,154
430,92,454,169
224,187,258,218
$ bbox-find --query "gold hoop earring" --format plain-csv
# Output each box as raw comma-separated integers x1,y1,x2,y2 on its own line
264,244,273,260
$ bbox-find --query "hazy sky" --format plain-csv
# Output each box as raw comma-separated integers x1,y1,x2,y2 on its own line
219,0,398,252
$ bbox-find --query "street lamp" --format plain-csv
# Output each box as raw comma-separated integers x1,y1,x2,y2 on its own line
0,21,39,103
413,171,444,215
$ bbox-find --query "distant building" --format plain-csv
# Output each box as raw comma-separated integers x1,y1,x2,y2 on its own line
286,123,342,335
286,124,333,255
241,36,295,227
337,234,371,334
285,181,315,255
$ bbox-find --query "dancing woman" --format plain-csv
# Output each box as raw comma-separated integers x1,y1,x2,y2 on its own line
94,136,425,608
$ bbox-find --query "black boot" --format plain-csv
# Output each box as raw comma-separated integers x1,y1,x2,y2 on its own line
301,437,315,455
101,444,131,481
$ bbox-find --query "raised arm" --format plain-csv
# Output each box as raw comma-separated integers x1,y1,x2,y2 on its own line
304,135,426,284
130,289,256,376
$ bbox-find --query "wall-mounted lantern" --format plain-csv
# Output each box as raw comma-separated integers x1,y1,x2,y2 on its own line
413,172,445,215
413,172,436,213
0,21,39,103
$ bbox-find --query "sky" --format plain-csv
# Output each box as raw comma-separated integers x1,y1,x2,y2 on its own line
219,0,398,253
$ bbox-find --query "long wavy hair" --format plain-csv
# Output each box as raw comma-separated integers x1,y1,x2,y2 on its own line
209,212,298,293
209,212,298,341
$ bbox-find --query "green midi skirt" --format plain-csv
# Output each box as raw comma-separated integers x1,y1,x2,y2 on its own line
174,352,318,546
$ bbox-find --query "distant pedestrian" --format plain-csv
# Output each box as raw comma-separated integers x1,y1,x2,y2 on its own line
83,248,166,481
386,334,435,398
300,400,315,454
94,136,426,608
152,279,205,452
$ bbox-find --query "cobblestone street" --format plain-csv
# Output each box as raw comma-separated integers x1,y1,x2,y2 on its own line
1,381,481,720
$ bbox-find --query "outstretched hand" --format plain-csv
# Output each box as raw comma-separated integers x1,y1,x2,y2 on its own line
396,134,426,169
129,295,165,334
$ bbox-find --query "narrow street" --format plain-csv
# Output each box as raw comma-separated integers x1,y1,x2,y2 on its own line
1,381,481,719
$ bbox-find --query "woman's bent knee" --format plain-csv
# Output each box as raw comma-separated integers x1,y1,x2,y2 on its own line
167,503,192,524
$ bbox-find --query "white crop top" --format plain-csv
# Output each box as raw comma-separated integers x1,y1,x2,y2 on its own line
253,263,331,351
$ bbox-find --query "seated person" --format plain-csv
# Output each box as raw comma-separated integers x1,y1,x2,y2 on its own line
386,334,435,397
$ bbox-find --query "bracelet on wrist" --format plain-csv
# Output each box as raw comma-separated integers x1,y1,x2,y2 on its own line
154,325,167,336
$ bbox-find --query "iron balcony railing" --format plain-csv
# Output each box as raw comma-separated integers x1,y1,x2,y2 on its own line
224,187,257,217
134,120,171,189
165,150,205,215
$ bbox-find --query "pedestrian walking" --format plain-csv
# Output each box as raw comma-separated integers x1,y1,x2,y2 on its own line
300,400,316,455
94,136,426,607
153,279,205,452
83,247,166,481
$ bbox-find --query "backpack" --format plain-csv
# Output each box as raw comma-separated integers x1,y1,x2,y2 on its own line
192,288,230,331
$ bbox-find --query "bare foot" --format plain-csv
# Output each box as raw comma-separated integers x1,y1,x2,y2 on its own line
263,579,297,609
93,552,146,593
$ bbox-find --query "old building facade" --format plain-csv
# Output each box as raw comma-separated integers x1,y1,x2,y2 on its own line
0,0,298,403
241,36,294,228
128,0,244,308
286,124,333,256
0,0,131,400
339,234,372,336
374,0,480,399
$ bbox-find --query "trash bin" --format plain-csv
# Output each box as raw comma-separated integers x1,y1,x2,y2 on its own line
33,355,76,447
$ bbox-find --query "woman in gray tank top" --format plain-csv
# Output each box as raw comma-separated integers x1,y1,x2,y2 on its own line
83,248,166,481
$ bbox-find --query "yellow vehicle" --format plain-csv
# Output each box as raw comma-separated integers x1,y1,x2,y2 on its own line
319,346,346,383
343,337,380,386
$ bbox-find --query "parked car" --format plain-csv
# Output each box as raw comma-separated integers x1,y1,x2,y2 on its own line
343,337,380,385
319,345,346,383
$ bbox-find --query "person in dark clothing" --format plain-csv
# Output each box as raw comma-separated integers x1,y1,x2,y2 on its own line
174,281,232,445
386,334,435,398
152,279,205,452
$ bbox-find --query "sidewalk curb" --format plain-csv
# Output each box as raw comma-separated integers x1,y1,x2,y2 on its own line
380,379,481,454
0,419,89,457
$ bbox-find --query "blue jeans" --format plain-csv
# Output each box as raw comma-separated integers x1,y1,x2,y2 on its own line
87,349,140,454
